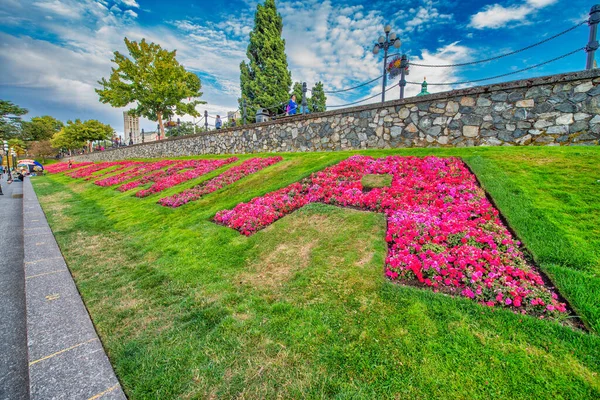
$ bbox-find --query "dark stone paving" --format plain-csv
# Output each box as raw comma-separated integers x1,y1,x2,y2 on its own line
0,175,29,400
23,178,126,400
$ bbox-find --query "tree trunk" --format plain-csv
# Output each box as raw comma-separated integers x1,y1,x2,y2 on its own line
157,112,165,140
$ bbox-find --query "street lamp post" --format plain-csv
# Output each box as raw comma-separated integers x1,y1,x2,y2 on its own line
372,25,402,102
3,140,9,179
142,128,145,143
129,130,133,146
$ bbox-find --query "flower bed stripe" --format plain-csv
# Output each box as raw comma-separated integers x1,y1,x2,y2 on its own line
214,155,567,318
45,162,94,174
94,160,179,187
158,157,283,208
84,161,142,181
67,161,133,179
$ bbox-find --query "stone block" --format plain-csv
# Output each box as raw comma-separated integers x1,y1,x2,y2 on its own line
463,126,479,137
516,99,534,107
427,126,442,136
437,136,449,144
460,97,475,106
476,97,492,107
398,108,410,119
555,113,573,125
546,125,569,134
390,126,403,138
574,81,594,93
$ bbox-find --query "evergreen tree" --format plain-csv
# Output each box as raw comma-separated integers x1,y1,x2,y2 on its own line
239,0,292,121
309,81,327,113
292,82,303,105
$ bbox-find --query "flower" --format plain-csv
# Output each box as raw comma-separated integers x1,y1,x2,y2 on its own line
214,155,567,318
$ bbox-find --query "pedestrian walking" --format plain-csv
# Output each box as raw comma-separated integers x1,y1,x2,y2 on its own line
286,94,298,116
231,118,236,127
68,160,73,169
215,115,222,129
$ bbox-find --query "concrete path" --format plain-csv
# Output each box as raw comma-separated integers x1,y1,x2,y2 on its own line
23,177,126,400
0,176,29,400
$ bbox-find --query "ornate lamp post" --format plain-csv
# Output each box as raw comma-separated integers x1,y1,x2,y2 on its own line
372,25,401,102
129,129,133,146
141,128,145,143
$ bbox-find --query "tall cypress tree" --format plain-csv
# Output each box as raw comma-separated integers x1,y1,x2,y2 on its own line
309,81,327,113
292,82,303,104
239,0,292,121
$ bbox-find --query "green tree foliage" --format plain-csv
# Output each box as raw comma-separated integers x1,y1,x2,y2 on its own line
96,38,204,139
51,129,84,151
28,140,57,163
292,82,303,105
51,119,113,151
309,81,327,113
0,100,28,138
22,115,63,141
8,138,27,155
239,0,292,121
166,121,197,137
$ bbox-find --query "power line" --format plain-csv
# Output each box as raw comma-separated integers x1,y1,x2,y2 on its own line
327,83,398,109
317,75,383,94
407,47,585,86
410,21,587,68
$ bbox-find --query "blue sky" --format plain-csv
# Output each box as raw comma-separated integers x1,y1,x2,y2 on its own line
0,0,594,137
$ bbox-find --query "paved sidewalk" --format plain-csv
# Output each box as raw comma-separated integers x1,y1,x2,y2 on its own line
0,176,29,400
23,178,126,400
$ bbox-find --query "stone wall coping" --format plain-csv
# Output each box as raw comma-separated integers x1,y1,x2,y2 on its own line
72,68,600,158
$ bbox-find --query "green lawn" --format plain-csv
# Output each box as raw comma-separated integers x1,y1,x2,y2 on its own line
33,146,600,399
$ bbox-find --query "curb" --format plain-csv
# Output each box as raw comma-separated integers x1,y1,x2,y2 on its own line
23,178,126,400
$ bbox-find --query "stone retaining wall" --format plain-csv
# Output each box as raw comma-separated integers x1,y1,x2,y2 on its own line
70,69,600,161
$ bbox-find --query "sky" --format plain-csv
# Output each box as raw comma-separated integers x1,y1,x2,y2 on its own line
0,0,595,137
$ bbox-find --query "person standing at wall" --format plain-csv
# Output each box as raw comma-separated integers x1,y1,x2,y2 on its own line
286,94,297,116
215,115,222,129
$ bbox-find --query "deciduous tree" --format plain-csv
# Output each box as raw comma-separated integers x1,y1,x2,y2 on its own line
96,38,204,139
22,115,63,141
28,140,57,162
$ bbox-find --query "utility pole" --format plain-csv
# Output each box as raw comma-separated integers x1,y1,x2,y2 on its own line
302,82,308,114
242,99,247,125
204,110,208,132
399,54,408,100
586,5,600,69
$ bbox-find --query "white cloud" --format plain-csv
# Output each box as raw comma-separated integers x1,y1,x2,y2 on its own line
118,0,139,8
33,0,81,19
469,0,558,29
124,9,137,18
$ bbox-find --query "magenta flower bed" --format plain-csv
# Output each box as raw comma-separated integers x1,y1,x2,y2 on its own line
94,160,178,187
67,161,132,178
158,157,283,207
214,155,566,317
84,161,142,181
45,162,93,174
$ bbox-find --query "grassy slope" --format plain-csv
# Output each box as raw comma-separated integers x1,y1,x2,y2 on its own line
32,147,600,399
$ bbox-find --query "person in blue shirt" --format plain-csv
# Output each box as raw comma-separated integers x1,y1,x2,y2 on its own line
287,94,298,116
215,115,222,129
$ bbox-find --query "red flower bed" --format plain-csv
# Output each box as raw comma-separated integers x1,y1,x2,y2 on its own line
45,162,94,173
84,161,142,181
94,160,178,187
158,157,283,207
214,155,566,318
67,161,133,178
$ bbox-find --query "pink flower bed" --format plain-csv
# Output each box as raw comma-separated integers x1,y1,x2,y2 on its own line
158,157,283,207
214,155,566,317
84,161,142,181
94,160,178,187
67,161,133,178
45,162,94,173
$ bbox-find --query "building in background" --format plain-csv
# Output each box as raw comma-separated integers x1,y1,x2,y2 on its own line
123,111,141,144
227,110,241,123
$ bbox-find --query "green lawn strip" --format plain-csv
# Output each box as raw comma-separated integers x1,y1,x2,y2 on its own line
361,174,393,190
32,147,600,398
465,155,599,332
